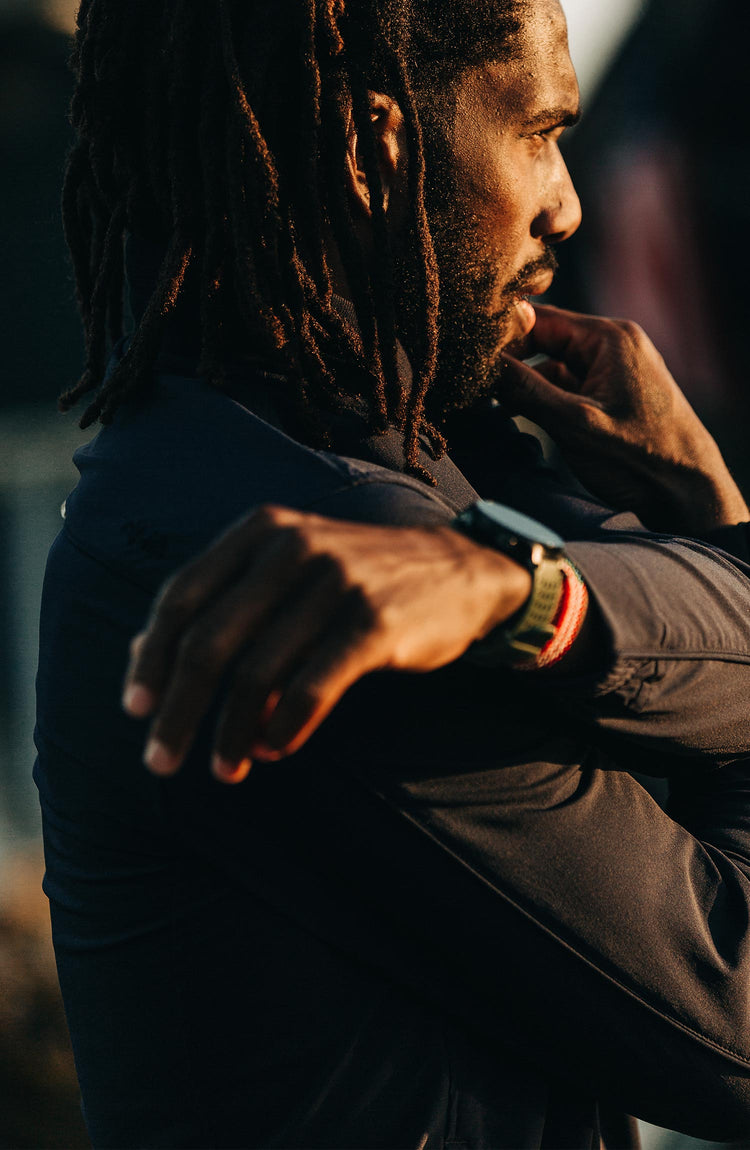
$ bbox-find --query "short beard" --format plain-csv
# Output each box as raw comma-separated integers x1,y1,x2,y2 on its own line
394,90,557,425
425,213,558,422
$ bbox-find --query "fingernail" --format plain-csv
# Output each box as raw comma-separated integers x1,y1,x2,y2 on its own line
211,755,252,784
123,683,155,717
144,739,180,776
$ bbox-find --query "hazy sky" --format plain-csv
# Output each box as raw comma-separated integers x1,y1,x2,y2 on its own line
561,0,645,97
43,0,77,31
34,0,645,99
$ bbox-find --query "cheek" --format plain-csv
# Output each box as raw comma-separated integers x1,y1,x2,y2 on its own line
456,150,530,251
452,116,517,207
473,181,530,276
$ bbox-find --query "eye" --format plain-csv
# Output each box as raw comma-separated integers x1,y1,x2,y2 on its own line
533,125,565,143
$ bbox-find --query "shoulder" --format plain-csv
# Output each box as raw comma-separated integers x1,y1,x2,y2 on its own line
62,373,462,592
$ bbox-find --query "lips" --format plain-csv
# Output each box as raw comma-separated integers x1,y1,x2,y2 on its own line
517,269,555,299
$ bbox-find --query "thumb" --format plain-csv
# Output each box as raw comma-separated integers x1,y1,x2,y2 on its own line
498,355,581,429
529,304,604,376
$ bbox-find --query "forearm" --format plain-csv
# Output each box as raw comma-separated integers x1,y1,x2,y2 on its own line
654,439,749,534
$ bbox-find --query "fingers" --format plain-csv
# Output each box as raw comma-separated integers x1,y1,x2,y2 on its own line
209,569,375,775
533,357,585,396
123,507,284,718
499,355,580,428
254,623,382,760
529,305,655,384
132,517,333,776
525,305,606,377
121,510,539,783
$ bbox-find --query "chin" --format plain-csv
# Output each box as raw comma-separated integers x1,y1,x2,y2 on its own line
487,308,518,357
484,339,507,376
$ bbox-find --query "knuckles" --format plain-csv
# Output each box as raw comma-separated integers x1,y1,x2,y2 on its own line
574,402,607,434
614,318,650,354
176,625,235,680
252,503,295,533
231,655,277,699
313,552,374,606
338,578,381,634
272,523,318,567
155,567,212,627
252,505,318,561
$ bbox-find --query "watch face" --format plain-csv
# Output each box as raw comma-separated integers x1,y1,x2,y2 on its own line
473,501,564,549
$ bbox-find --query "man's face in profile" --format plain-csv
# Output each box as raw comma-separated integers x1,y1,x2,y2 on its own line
418,0,582,416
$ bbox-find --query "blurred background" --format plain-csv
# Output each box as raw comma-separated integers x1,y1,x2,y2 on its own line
1,0,748,1145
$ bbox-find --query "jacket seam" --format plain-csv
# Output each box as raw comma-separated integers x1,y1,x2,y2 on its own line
616,649,750,665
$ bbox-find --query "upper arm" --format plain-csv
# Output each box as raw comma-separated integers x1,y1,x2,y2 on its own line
556,534,750,759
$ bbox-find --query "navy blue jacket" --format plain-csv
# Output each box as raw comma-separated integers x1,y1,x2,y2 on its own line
35,339,750,1147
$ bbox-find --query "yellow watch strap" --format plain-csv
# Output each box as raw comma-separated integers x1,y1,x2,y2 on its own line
465,556,566,667
505,557,566,662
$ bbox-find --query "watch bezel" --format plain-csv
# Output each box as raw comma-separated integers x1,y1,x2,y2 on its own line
453,500,564,571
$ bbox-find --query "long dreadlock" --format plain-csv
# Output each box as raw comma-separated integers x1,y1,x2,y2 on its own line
60,0,521,479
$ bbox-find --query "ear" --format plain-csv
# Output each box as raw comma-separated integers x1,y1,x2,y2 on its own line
345,91,406,219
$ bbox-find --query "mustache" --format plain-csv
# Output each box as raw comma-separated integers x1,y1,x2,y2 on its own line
500,248,559,303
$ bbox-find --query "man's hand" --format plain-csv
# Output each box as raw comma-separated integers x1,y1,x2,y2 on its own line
123,506,531,781
502,305,749,534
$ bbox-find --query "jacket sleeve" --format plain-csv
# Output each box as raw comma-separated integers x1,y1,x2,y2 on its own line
446,407,750,757
299,482,750,1139
556,531,750,760
340,731,750,1142
53,418,750,1142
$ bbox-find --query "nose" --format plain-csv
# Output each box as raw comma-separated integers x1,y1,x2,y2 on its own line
532,159,582,244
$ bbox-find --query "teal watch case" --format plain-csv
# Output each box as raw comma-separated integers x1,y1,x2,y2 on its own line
453,500,564,571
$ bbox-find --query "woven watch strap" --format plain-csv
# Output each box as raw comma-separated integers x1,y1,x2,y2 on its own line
465,557,588,670
518,558,589,671
503,556,565,662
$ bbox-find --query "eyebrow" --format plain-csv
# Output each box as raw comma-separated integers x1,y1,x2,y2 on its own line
524,106,582,131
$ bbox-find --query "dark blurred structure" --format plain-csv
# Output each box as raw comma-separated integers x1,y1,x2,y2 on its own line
0,8,85,838
555,0,750,489
1,9,82,406
0,11,90,1146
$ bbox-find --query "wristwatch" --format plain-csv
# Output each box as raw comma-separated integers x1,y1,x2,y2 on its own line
451,500,568,665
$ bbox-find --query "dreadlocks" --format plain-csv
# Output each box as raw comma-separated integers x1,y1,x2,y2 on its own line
60,0,521,478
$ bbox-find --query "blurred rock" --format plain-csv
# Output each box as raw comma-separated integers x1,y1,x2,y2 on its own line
0,850,89,1148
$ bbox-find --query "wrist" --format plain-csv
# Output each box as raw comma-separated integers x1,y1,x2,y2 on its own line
655,463,749,534
438,527,532,635
451,501,589,669
480,550,533,636
469,555,588,670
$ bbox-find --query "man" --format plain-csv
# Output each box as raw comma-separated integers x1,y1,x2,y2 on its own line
36,0,750,1146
